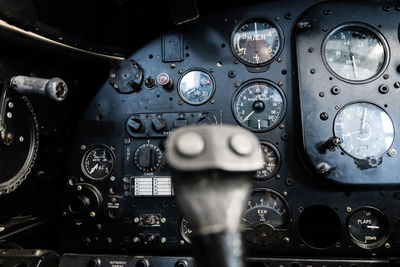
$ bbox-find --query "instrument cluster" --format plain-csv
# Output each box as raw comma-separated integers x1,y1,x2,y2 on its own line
59,0,400,260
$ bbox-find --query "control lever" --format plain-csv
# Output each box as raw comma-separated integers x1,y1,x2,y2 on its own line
10,76,68,101
166,125,264,267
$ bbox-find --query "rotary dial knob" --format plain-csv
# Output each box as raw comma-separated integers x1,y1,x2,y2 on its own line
134,143,163,172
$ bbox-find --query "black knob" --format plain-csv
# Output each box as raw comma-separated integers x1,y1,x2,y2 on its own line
126,117,145,134
152,116,166,132
109,59,143,94
135,259,149,267
143,234,157,245
87,258,101,267
68,196,90,215
134,144,162,172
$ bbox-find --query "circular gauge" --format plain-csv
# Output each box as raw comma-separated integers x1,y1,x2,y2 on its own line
81,145,115,180
323,24,388,83
231,18,283,66
178,69,215,105
347,207,389,249
232,80,286,132
334,102,394,160
134,143,163,172
180,218,193,244
242,188,291,246
255,142,281,180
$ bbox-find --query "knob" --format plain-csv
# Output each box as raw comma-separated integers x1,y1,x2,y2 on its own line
68,196,90,215
126,116,145,135
152,116,166,132
143,234,157,245
175,260,188,267
134,143,163,172
87,258,101,267
109,59,143,94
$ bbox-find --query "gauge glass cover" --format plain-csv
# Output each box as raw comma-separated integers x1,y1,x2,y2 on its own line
232,19,282,66
82,146,115,180
255,142,280,179
242,189,290,246
334,102,394,160
232,81,285,132
324,25,387,82
347,207,389,249
180,218,193,244
178,69,215,105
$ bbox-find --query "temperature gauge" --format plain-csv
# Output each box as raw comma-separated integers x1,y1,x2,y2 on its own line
81,145,115,180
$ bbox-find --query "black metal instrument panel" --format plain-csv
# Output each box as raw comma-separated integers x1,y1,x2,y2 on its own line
60,0,400,260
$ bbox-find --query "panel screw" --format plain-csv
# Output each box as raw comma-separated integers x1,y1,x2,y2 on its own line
323,8,332,15
90,212,96,217
134,217,139,223
176,132,205,157
282,191,288,196
124,137,131,144
383,74,389,79
320,112,329,120
234,82,241,88
285,13,292,20
133,237,139,243
8,102,13,108
277,58,282,62
385,243,391,248
6,112,12,118
283,237,290,243
80,145,86,150
331,86,340,95
161,218,166,223
179,240,185,245
346,207,352,213
228,71,236,78
123,177,129,183
319,92,325,97
161,237,167,243
379,84,389,94
394,81,400,88
77,185,82,191
308,47,314,53
310,68,316,74
110,176,116,181
322,26,329,32
389,148,397,156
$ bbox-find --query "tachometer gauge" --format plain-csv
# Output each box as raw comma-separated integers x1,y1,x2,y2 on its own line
255,142,281,180
178,69,215,105
231,18,282,66
334,102,394,160
242,189,290,246
323,24,388,82
232,80,286,132
347,207,389,249
81,145,115,180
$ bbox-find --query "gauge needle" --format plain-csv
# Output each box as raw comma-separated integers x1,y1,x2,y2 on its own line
244,110,255,121
186,87,198,96
344,130,361,137
367,225,380,229
352,55,358,79
241,217,254,226
361,107,367,132
90,164,99,174
254,22,258,40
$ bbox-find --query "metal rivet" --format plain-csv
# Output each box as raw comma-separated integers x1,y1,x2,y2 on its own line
134,217,139,223
310,68,316,74
385,243,390,248
346,207,352,213
229,134,254,156
90,211,96,217
133,237,139,243
110,176,115,181
389,148,397,157
176,132,205,157
80,145,86,150
161,237,167,243
320,112,329,120
77,185,82,191
19,136,24,142
6,112,12,118
283,237,290,243
8,102,13,108
124,137,131,144
161,218,166,223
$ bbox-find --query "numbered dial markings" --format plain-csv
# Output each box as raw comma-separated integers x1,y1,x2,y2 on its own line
255,142,280,180
242,189,290,246
178,70,215,105
324,25,387,82
82,146,115,180
232,81,285,132
348,207,389,249
334,102,394,160
232,19,282,65
180,218,193,244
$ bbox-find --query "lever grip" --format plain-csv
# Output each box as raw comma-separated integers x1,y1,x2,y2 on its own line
10,76,68,101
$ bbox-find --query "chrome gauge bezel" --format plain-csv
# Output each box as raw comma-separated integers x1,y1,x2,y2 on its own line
254,141,281,180
230,17,284,67
177,68,216,106
81,145,116,180
180,217,192,244
321,22,389,84
231,79,287,133
346,206,389,249
332,101,395,160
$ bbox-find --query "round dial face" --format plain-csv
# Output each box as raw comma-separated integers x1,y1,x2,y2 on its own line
334,102,394,159
82,146,115,180
255,142,280,180
178,69,215,105
324,25,387,82
348,207,389,249
232,81,285,132
232,19,282,66
134,143,163,172
242,189,290,246
180,218,193,244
